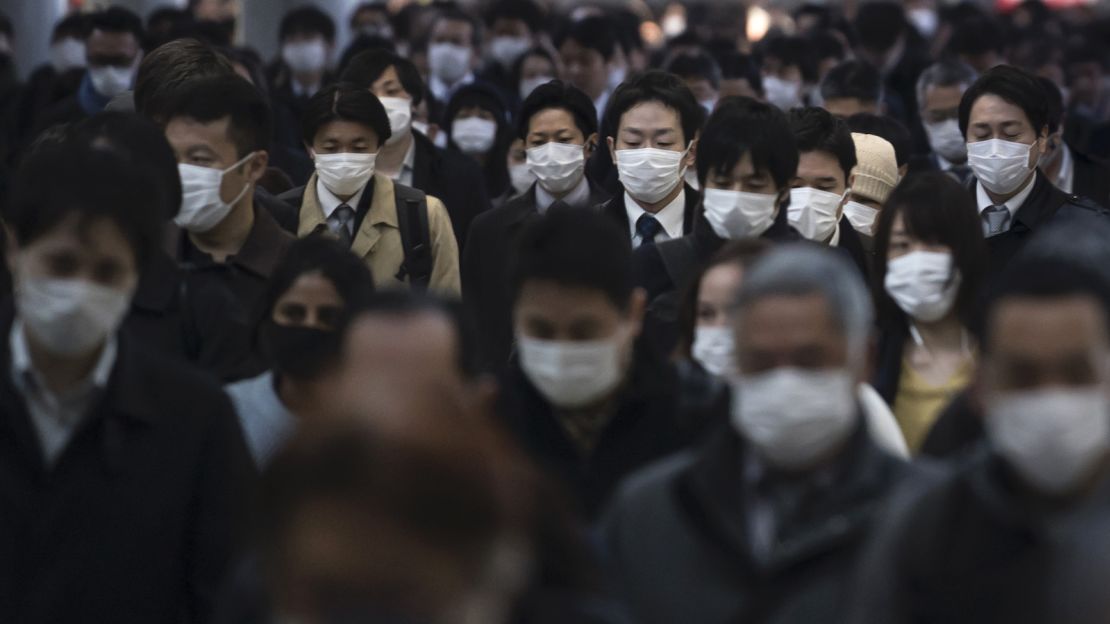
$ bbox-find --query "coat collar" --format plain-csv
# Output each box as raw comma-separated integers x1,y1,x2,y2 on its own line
985,174,1066,234
410,131,439,191
601,183,701,236
177,198,292,280
298,172,398,260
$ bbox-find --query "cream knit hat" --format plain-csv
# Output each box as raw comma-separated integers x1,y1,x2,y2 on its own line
850,132,899,205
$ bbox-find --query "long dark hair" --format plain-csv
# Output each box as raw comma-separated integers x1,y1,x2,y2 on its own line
443,83,514,199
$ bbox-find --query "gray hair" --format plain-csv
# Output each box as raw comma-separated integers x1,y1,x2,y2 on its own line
915,60,979,110
732,244,874,361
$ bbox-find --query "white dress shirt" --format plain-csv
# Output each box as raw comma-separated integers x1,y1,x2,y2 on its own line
536,175,591,214
594,89,611,123
1053,144,1075,195
316,178,368,236
429,72,475,103
625,189,686,248
976,172,1038,235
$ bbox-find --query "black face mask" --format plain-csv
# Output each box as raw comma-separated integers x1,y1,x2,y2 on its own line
260,320,341,381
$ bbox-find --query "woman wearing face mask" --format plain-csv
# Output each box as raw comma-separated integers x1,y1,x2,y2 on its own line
513,47,558,102
872,172,987,453
506,138,536,200
226,236,374,468
444,82,514,201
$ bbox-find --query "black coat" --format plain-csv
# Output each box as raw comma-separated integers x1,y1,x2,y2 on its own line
410,130,492,251
918,389,983,459
602,423,913,624
598,183,701,244
1071,148,1110,208
0,317,255,624
462,181,610,373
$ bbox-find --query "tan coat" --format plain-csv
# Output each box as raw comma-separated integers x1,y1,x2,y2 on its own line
297,173,461,296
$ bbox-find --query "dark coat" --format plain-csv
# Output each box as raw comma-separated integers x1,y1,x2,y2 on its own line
872,321,910,406
410,130,492,251
462,181,610,373
1071,147,1110,208
0,316,255,624
919,390,983,459
601,423,913,624
598,183,701,243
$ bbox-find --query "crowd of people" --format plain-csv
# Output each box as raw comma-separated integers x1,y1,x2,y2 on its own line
0,0,1109,622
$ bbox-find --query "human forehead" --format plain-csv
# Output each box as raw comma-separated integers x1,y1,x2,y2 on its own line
619,101,683,133
988,296,1108,357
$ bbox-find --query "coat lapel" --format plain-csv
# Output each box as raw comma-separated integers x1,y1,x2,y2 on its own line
350,173,398,259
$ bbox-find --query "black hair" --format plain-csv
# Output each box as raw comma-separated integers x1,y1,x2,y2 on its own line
86,6,144,41
945,15,1005,60
302,82,392,147
220,46,270,101
6,142,162,268
511,46,557,89
809,29,847,63
430,7,482,49
821,60,882,104
958,64,1050,138
718,52,763,95
1039,76,1064,134
510,207,633,311
349,2,391,29
788,107,857,183
341,48,426,107
665,51,722,91
872,172,986,330
53,14,88,42
164,75,272,158
845,112,912,168
516,80,597,142
757,35,819,84
443,82,512,198
337,34,396,76
485,0,544,33
279,6,336,43
604,70,706,147
554,16,616,62
1065,41,1109,72
697,96,798,191
852,1,905,53
135,38,236,122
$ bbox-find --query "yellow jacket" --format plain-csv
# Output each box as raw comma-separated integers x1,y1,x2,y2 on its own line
297,173,461,296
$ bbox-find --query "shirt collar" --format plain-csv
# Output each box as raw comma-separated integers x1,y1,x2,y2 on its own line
429,72,474,102
316,177,368,220
11,320,117,392
976,172,1038,218
290,79,320,98
829,220,842,247
535,175,590,213
593,90,611,123
624,188,686,243
402,138,416,174
1055,144,1075,194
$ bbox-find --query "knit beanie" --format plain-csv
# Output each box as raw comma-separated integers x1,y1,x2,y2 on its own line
850,132,899,204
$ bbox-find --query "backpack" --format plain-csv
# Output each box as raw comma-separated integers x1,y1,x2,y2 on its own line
392,183,434,291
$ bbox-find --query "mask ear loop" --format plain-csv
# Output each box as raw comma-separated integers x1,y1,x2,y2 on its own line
223,152,257,208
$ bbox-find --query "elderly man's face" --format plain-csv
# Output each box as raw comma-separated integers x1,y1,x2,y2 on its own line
734,292,852,376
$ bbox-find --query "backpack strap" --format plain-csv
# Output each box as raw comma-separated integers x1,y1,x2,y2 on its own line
393,183,434,291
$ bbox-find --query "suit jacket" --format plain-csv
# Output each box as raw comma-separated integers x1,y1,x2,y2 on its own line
1071,148,1110,208
0,314,255,624
598,183,701,242
280,173,461,296
410,130,491,250
462,181,610,373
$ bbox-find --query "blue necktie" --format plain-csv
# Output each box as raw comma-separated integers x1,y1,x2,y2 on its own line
636,214,664,247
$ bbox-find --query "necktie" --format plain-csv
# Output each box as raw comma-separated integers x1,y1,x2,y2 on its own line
982,204,1011,237
636,214,664,247
329,204,355,247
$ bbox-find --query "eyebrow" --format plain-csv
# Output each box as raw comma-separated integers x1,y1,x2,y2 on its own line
621,127,677,137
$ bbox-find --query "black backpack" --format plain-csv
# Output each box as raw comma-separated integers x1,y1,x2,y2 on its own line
392,183,434,291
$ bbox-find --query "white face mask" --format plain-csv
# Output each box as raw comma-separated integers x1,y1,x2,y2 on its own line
176,153,255,233
509,162,536,196
489,35,531,68
731,367,858,470
526,142,585,195
88,64,134,99
692,326,735,378
967,138,1036,195
702,188,777,240
615,147,688,204
985,386,1110,495
907,8,939,38
763,75,802,111
788,187,842,242
924,118,967,164
843,200,879,237
282,40,327,74
517,335,627,409
50,38,86,72
519,75,554,100
428,42,472,83
16,277,132,357
884,251,961,323
452,117,498,155
378,96,413,145
314,152,377,198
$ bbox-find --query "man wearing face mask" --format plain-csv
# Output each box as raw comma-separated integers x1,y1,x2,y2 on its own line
499,208,723,519
909,61,978,184
1037,77,1110,208
464,81,609,373
266,7,336,153
844,132,899,243
425,9,483,122
476,0,544,102
851,254,1110,624
602,245,914,624
12,15,86,148
557,16,621,125
0,142,254,624
756,35,818,112
961,65,1110,282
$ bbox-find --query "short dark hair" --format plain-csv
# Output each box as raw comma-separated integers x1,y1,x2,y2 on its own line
485,0,544,33
337,34,396,76
516,80,597,141
429,8,482,49
758,35,819,84
958,64,1050,138
821,60,882,104
510,207,634,311
341,48,426,107
852,1,905,53
511,46,557,89
1038,76,1064,134
86,6,144,41
279,6,336,43
605,70,705,147
6,142,162,268
697,96,798,191
554,16,616,62
135,38,236,122
809,29,847,64
52,14,88,42
788,107,857,183
302,82,392,146
164,75,272,158
872,173,987,329
718,52,763,95
349,2,390,29
665,51,723,91
845,112,912,168
945,15,1004,59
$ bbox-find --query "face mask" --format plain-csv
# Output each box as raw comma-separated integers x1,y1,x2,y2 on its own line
509,162,536,196
884,251,960,323
16,277,132,357
843,200,879,237
519,75,554,100
907,8,939,38
788,187,842,242
731,367,857,470
489,36,531,68
985,387,1110,495
452,117,498,155
967,138,1035,195
314,152,377,198
763,75,802,110
615,147,688,204
88,64,134,98
50,38,86,72
428,42,472,83
692,326,735,378
526,142,585,195
518,335,627,409
924,119,968,163
608,65,627,91
359,24,394,40
412,120,430,136
260,320,341,380
702,188,777,240
282,40,327,74
176,152,255,232
378,96,412,145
